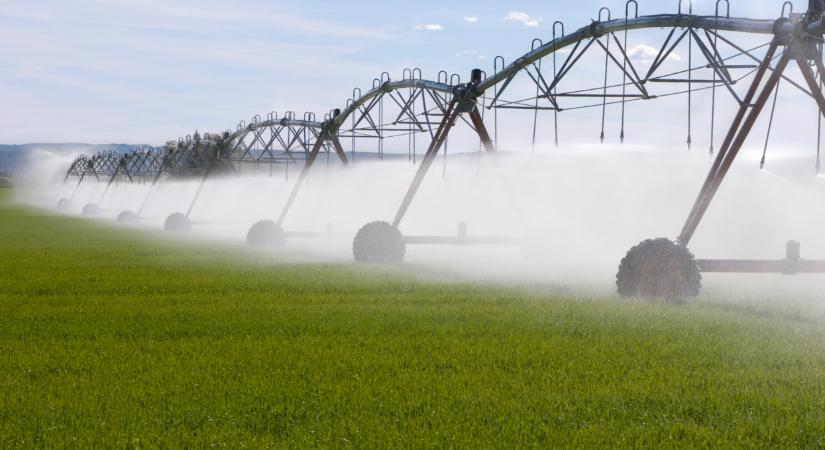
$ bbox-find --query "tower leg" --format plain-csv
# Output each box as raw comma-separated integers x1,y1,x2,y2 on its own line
276,134,328,226
678,42,788,246
796,57,825,119
329,135,350,165
469,106,495,152
136,158,169,216
392,100,460,228
186,153,222,218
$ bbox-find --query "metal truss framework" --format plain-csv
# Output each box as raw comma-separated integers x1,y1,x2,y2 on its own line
63,1,825,283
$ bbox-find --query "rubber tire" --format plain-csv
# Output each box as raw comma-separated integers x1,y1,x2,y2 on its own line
57,198,72,211
164,212,191,232
246,220,285,247
116,210,139,225
353,221,405,263
617,238,701,302
82,203,100,216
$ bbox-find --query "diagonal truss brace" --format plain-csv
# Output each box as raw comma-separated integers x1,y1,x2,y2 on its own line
392,100,495,228
276,123,349,227
678,36,825,247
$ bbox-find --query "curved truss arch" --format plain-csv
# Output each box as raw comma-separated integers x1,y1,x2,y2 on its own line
56,2,825,293
209,8,814,173
64,4,824,185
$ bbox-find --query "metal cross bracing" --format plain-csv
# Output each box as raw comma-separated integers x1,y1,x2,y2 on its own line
226,112,319,178
65,146,163,183
61,1,825,299
62,145,165,215
69,3,813,181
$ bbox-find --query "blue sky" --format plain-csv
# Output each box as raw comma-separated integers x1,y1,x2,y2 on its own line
0,1,802,145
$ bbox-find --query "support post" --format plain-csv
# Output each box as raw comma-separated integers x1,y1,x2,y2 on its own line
329,135,350,165
64,159,83,183
469,106,495,152
275,108,350,227
796,57,825,120
275,122,349,227
69,171,87,200
276,134,326,226
88,164,100,182
392,99,460,228
136,157,170,216
98,159,124,204
186,145,223,218
678,42,790,246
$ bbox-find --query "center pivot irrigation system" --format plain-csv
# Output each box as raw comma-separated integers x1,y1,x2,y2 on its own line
62,1,825,300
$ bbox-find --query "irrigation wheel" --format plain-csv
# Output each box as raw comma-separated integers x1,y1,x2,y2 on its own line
616,238,701,302
353,221,405,263
82,203,100,216
57,198,73,211
116,210,139,225
164,212,192,232
246,220,285,247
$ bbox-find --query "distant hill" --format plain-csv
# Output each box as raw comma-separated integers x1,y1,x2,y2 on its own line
0,144,153,174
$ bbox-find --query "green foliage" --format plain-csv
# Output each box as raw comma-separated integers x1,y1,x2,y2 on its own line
1,190,824,448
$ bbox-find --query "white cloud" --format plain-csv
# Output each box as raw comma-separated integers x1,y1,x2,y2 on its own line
414,23,444,31
503,11,543,28
463,16,478,23
455,50,487,60
627,44,682,62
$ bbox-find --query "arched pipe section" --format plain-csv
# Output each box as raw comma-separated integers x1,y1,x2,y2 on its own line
478,14,788,93
626,1,639,19
716,0,731,19
72,12,810,185
222,13,807,151
332,79,454,129
781,2,793,17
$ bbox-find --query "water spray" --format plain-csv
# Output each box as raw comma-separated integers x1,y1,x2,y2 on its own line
58,1,825,302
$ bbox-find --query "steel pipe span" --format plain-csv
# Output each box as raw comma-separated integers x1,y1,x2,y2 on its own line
69,8,822,172
57,3,825,300
229,13,817,134
477,14,795,92
213,12,813,138
224,79,457,141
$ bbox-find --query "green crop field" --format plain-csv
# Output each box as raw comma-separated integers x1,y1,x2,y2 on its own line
1,187,825,448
